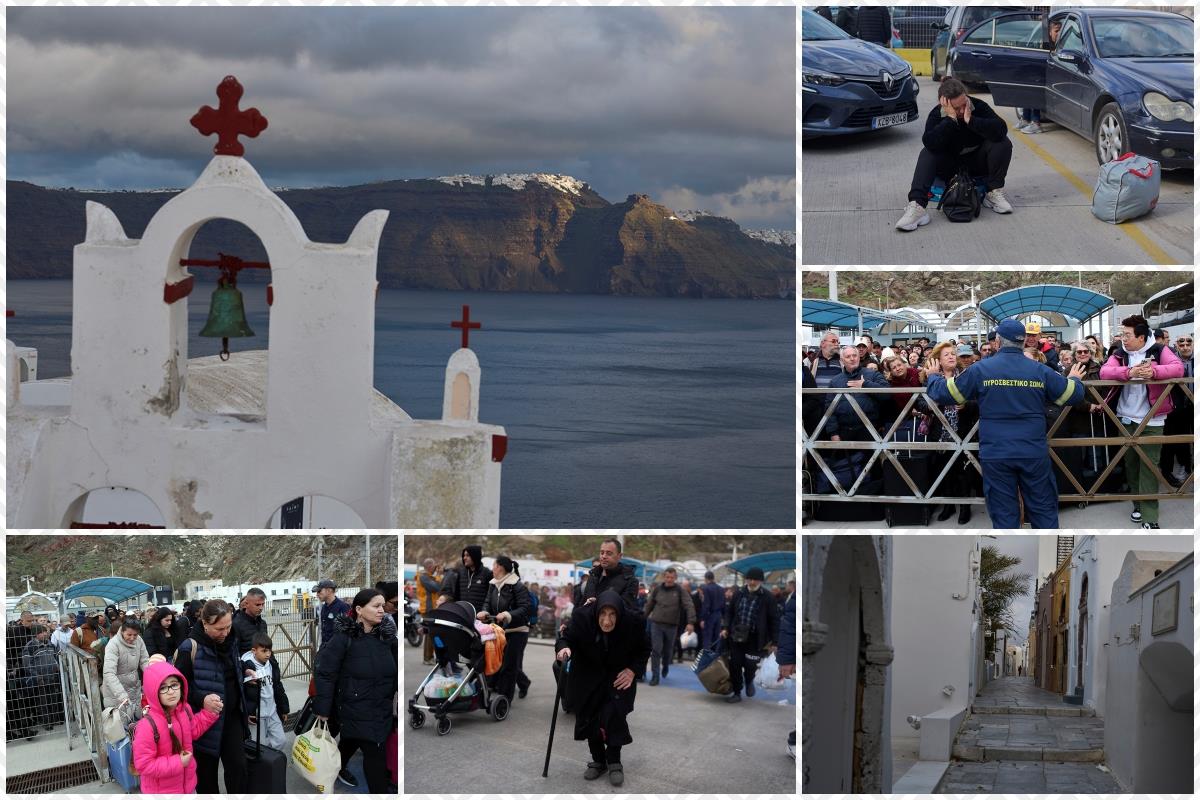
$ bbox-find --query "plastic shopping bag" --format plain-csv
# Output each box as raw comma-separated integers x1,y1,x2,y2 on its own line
755,652,786,691
292,719,340,793
679,631,699,650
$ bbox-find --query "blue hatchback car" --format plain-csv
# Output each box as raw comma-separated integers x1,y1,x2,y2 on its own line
949,8,1193,168
802,9,920,138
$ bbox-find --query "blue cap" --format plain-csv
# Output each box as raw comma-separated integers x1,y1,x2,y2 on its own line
996,319,1027,342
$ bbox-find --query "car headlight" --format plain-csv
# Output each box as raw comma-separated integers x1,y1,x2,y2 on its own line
1143,92,1193,122
802,69,846,88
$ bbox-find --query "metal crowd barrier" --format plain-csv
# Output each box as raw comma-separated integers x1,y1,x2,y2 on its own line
269,618,318,680
802,378,1194,504
60,644,110,780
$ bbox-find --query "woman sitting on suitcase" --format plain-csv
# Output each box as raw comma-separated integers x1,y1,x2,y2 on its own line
132,660,224,794
554,589,650,787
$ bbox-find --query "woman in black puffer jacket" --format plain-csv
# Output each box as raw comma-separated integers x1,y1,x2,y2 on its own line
315,588,398,793
476,556,532,702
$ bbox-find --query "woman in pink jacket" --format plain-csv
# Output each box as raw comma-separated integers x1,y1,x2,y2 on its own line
132,660,224,793
1098,313,1185,528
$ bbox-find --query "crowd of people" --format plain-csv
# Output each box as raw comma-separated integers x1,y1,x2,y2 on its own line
5,576,399,794
409,539,795,785
804,316,1194,528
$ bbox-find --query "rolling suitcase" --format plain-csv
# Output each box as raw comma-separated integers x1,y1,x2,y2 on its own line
884,423,934,527
244,682,289,793
106,737,140,793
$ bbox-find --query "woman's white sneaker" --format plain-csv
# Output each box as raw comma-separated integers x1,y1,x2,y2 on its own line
983,189,1012,214
895,200,931,231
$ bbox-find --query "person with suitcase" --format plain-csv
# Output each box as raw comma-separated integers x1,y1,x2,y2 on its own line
131,661,222,793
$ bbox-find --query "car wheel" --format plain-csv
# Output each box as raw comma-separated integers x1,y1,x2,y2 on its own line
1095,103,1128,165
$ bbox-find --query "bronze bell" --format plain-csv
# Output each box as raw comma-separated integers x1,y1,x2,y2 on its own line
199,282,255,360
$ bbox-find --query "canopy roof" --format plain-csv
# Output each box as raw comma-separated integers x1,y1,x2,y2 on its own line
979,285,1113,324
62,577,152,606
574,557,661,579
725,551,796,576
802,299,934,332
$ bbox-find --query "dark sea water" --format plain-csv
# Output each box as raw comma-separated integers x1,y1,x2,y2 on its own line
6,280,795,528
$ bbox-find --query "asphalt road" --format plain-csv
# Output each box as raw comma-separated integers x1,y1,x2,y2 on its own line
402,638,797,794
802,76,1193,265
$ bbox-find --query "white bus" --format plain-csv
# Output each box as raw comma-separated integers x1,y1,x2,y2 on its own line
1142,282,1194,339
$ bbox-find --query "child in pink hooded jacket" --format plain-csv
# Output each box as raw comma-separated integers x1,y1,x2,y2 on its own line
132,660,223,793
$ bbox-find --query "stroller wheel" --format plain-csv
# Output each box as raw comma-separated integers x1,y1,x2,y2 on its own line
409,710,425,730
490,695,510,721
436,716,452,736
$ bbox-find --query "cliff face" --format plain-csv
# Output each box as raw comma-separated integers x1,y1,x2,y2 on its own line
8,176,794,299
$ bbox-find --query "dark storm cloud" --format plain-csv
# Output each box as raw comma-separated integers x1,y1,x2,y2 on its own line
8,6,796,229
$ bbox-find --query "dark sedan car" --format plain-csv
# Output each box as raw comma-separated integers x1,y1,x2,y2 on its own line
950,8,1193,168
802,9,920,138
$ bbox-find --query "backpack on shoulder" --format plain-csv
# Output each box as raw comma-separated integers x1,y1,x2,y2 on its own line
938,167,982,222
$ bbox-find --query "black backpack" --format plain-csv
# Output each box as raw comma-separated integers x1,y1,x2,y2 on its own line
939,167,981,222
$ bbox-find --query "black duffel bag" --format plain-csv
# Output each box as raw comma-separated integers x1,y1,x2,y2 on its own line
939,167,981,222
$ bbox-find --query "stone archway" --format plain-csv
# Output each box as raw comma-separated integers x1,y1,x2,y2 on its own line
1133,640,1191,791
803,537,891,793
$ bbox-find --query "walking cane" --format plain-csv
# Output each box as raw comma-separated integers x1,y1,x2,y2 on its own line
542,657,569,778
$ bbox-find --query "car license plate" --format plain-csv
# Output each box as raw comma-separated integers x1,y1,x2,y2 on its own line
872,112,908,130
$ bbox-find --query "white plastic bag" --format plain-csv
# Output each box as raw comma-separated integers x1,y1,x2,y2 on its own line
755,652,786,690
292,719,340,793
679,631,699,650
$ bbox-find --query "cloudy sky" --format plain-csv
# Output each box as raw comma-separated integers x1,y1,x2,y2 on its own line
8,6,796,230
990,535,1039,646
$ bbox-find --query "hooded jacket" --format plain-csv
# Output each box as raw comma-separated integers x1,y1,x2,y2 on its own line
1099,342,1185,421
102,631,150,707
440,545,494,610
554,589,650,746
483,571,533,632
131,661,219,794
314,614,398,745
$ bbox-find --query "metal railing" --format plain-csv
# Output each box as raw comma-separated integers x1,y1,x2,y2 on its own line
802,378,1194,504
268,618,318,680
61,644,109,781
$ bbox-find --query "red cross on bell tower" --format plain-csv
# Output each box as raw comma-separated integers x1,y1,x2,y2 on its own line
190,76,269,157
451,305,482,349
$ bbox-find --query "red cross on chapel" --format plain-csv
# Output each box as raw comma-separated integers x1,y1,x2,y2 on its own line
190,76,269,157
451,305,482,349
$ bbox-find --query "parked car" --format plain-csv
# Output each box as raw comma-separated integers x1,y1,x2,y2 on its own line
951,8,1194,168
802,8,920,138
891,6,949,51
931,5,1041,83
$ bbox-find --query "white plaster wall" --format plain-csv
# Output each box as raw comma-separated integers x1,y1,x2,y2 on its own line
1103,550,1193,790
7,157,505,528
1069,535,1192,716
890,536,980,738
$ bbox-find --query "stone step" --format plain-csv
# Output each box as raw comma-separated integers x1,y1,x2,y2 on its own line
952,744,1105,763
971,704,1095,717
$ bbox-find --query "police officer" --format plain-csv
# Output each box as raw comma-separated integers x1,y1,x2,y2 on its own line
924,319,1087,528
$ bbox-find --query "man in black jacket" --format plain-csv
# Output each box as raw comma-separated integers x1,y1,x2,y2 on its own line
721,568,781,704
439,545,493,610
854,5,891,47
896,78,1014,232
579,538,639,612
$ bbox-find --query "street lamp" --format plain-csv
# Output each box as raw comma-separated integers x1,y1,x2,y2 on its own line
885,277,896,311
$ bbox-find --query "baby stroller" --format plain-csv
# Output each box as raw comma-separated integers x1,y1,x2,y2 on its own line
407,601,508,736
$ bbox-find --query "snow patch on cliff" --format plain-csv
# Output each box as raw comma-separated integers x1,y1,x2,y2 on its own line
436,173,588,196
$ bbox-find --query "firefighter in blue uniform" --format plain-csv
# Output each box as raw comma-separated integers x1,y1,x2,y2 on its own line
924,319,1087,528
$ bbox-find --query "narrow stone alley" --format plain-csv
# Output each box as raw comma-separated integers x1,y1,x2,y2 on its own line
938,677,1120,793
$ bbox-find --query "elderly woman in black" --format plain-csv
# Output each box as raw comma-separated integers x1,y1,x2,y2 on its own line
171,599,245,794
554,589,650,787
315,588,398,793
476,556,532,703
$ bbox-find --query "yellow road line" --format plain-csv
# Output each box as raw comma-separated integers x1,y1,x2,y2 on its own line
1010,124,1178,265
